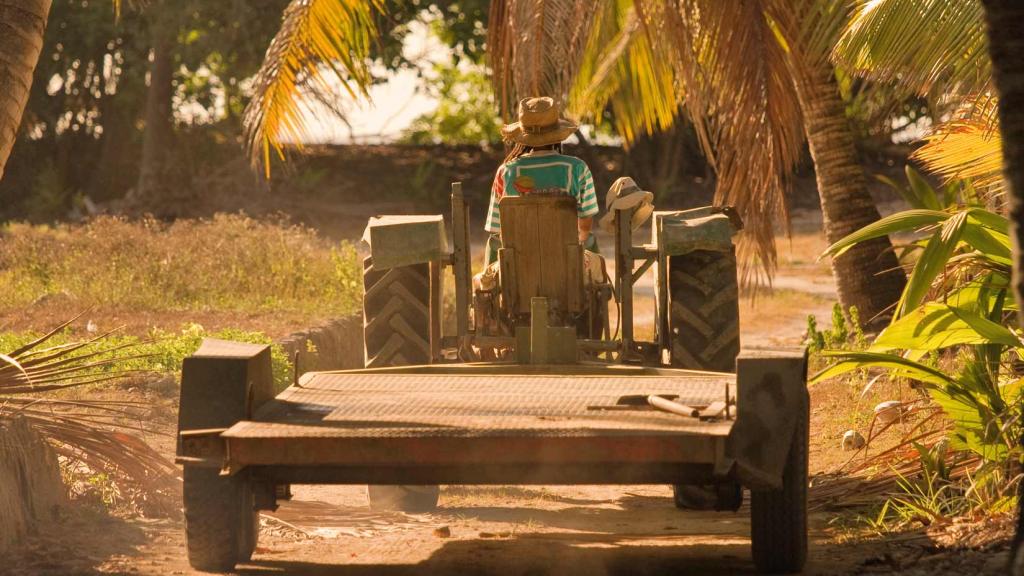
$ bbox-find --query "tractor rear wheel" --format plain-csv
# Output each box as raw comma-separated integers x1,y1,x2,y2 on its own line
183,467,257,572
667,248,740,373
363,257,432,367
362,257,440,512
667,249,741,509
750,394,809,574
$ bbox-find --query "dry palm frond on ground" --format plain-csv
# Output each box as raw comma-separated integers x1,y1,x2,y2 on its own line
0,313,178,516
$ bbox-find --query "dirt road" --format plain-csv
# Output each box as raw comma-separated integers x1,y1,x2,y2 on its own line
15,482,1008,575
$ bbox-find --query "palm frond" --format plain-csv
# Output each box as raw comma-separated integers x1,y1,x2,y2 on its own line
0,318,177,514
568,0,681,144
834,0,991,101
913,114,1005,193
488,0,597,119
243,0,385,176
632,0,806,284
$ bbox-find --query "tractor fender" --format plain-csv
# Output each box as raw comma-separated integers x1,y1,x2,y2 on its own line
653,208,739,256
362,214,448,270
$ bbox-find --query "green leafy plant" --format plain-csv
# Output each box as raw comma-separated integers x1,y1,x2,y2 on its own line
812,170,1020,516
806,304,866,353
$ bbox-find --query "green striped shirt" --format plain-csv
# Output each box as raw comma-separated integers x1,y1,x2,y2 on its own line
485,151,599,233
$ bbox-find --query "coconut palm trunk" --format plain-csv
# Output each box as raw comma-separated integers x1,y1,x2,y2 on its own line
0,0,52,182
797,65,906,329
980,3,1024,573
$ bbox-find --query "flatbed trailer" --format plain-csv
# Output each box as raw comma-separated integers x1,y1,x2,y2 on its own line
176,340,808,574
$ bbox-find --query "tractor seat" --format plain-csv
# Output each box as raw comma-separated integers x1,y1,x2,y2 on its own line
481,194,605,318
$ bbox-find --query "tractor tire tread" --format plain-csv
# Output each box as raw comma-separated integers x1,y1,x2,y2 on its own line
668,249,741,373
363,257,431,367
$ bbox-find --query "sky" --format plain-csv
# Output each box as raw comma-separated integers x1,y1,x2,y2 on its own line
298,20,447,144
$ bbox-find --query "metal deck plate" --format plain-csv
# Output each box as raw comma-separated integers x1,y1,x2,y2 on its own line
226,372,735,440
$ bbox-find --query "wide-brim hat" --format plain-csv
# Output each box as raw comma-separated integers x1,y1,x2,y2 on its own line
501,96,578,147
599,176,655,232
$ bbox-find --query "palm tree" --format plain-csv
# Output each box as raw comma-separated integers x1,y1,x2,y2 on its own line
789,2,908,326
979,3,1024,572
243,0,382,177
490,0,906,322
0,0,52,181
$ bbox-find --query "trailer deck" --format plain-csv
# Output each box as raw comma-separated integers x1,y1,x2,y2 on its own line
183,364,739,485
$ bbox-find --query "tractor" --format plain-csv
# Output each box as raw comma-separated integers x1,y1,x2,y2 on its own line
176,182,809,573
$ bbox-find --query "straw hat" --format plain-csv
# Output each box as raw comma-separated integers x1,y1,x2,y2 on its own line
599,176,655,232
501,97,578,147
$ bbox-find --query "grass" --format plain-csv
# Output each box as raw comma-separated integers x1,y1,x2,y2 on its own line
0,214,363,318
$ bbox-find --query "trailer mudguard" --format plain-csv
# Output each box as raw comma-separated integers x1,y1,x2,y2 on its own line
176,338,274,462
725,348,809,490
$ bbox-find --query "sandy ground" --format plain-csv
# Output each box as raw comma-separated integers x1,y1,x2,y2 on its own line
5,227,1014,576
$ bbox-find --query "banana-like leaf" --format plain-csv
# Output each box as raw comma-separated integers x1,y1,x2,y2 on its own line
810,350,955,386
944,275,1011,314
999,377,1024,405
896,211,967,317
904,164,944,210
871,302,1020,352
960,226,1011,263
822,209,948,258
964,206,1009,234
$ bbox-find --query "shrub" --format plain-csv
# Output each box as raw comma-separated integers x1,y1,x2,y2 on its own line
0,214,363,317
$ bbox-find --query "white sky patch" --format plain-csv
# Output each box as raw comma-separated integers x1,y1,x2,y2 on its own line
296,20,448,144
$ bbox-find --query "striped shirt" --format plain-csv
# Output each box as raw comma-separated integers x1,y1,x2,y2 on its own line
485,151,599,233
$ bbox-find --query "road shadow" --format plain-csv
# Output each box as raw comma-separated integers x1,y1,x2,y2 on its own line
240,537,756,576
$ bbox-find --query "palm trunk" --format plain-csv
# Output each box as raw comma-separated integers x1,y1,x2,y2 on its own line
0,0,52,182
980,3,1024,574
796,66,906,329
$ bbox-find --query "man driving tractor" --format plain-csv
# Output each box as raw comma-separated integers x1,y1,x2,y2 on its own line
484,96,601,264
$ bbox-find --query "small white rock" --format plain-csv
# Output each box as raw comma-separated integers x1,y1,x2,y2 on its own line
874,400,903,425
841,430,866,451
86,319,98,333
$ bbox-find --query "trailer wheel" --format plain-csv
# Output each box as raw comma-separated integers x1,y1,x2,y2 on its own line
363,257,440,512
366,485,440,513
363,257,432,367
183,467,257,572
667,249,740,373
672,482,742,511
750,396,809,574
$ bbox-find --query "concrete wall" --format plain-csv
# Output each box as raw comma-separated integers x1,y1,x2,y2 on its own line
278,314,365,373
